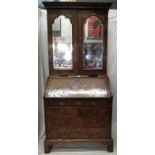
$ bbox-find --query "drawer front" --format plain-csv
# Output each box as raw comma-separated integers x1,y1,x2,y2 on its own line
45,101,99,107
44,99,112,108
46,116,110,128
47,128,110,139
45,107,111,117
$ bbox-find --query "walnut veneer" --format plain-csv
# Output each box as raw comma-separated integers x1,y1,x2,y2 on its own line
42,1,113,153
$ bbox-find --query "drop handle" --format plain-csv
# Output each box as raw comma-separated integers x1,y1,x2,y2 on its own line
75,102,81,106
59,102,64,106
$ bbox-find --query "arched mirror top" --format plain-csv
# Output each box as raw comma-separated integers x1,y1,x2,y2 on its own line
52,14,73,24
83,16,103,42
52,15,73,70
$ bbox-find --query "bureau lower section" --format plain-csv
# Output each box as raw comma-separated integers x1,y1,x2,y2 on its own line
44,98,113,153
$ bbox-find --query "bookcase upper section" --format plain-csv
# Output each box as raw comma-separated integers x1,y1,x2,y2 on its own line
42,2,112,76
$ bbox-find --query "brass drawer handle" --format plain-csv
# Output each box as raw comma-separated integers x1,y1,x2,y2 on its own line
59,102,64,106
92,102,97,106
75,102,81,106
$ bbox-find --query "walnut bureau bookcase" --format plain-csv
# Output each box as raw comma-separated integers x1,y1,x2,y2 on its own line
42,1,113,153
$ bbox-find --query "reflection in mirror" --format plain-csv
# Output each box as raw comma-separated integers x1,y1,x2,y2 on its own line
83,16,103,70
52,15,72,70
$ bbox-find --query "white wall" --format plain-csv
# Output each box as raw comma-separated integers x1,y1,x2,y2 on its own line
38,9,49,138
107,10,117,149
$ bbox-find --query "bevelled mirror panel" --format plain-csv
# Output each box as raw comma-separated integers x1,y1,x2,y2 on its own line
52,15,73,70
83,16,103,70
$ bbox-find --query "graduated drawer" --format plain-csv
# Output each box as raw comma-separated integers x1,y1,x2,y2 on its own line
47,127,110,139
45,107,111,117
46,116,110,128
44,98,112,108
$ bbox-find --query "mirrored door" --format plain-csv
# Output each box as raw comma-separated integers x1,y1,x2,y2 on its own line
52,15,73,70
83,16,104,70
